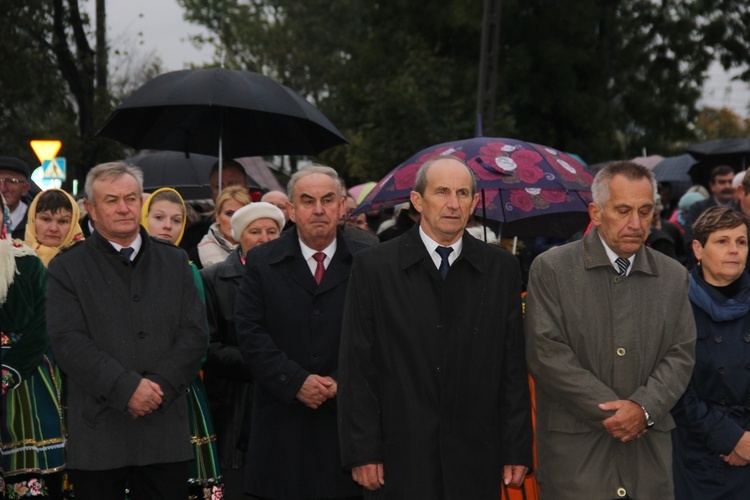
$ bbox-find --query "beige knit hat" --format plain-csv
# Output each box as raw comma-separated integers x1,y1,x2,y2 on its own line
231,202,286,240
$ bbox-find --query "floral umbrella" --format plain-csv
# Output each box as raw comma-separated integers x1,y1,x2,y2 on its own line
355,137,594,238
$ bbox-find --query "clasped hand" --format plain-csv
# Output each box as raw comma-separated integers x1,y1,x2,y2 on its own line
127,378,164,419
599,399,647,442
296,374,336,409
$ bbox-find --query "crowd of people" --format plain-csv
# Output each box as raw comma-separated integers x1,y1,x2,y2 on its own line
2,153,750,500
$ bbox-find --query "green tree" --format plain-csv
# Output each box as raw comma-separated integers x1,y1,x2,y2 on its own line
178,0,749,180
1,0,128,188
695,106,750,140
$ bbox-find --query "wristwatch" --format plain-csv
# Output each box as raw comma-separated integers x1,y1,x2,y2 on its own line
641,405,655,427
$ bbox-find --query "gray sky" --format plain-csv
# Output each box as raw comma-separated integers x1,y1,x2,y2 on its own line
98,0,750,119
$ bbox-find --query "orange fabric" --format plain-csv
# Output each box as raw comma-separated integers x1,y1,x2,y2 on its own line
501,292,540,500
501,375,539,500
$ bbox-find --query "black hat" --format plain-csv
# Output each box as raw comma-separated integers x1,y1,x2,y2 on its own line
0,156,30,179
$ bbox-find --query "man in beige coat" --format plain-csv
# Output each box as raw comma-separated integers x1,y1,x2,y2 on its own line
525,161,696,499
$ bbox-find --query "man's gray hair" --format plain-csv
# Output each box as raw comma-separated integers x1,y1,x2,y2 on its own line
591,161,657,207
85,162,144,202
413,155,477,196
287,164,342,202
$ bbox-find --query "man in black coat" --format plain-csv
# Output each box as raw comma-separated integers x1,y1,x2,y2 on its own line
46,162,207,499
338,157,533,499
235,165,364,499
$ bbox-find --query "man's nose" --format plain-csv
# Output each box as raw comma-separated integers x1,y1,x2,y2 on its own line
446,193,460,209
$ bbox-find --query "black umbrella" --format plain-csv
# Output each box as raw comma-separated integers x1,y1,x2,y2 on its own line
97,68,348,158
685,138,750,186
125,151,267,200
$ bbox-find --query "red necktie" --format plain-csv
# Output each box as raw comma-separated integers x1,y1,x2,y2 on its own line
313,252,326,284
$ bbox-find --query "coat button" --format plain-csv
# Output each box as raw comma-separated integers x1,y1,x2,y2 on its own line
312,309,320,316
718,366,726,374
137,331,146,339
312,353,320,361
436,366,441,372
714,335,723,343
133,294,140,302
616,347,626,356
744,334,750,343
746,363,750,370
613,276,622,283
616,487,627,497
280,374,287,382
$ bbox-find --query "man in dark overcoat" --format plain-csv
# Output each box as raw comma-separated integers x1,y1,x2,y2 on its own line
235,165,365,499
46,162,207,499
337,156,533,499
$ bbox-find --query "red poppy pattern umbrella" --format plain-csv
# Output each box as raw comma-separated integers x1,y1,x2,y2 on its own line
355,137,594,237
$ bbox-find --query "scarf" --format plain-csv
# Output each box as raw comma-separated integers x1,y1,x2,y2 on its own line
688,267,750,322
140,187,187,245
23,188,84,267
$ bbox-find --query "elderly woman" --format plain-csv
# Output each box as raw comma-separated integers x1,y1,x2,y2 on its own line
2,193,66,498
141,187,223,499
196,185,252,267
24,188,84,266
200,202,285,499
672,206,750,499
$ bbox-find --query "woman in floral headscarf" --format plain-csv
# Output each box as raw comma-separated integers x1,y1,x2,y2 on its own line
2,193,67,498
24,188,83,267
141,188,224,500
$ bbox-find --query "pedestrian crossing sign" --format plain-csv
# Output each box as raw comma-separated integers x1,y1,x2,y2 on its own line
42,158,66,180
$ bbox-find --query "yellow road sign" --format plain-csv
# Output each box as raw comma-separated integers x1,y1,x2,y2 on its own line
30,140,62,163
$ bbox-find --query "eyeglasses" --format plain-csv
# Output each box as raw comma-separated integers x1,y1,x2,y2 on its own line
0,178,27,185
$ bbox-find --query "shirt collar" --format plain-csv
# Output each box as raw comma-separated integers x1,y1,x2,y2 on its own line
109,233,143,261
419,225,463,268
299,237,337,268
9,201,27,231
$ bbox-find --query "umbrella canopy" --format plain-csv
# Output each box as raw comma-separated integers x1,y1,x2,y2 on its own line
348,181,377,204
355,137,594,238
125,150,280,200
685,138,750,186
685,137,750,160
97,68,348,158
630,155,665,170
652,154,696,198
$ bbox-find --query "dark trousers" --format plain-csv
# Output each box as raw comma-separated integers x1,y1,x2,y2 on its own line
68,461,189,500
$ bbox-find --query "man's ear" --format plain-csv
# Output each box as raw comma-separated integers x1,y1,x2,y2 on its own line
410,191,424,214
286,201,296,223
83,199,95,223
588,203,601,226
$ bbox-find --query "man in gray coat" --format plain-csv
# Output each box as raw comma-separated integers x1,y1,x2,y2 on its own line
525,161,696,499
47,162,207,499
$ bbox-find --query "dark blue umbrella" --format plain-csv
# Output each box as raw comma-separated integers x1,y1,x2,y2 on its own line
652,154,697,204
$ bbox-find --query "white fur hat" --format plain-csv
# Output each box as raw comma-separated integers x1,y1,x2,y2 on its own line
231,202,286,240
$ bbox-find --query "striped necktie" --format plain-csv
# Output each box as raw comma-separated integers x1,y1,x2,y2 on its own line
615,257,629,276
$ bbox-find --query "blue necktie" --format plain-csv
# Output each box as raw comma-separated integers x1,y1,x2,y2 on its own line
436,246,453,280
119,247,135,261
